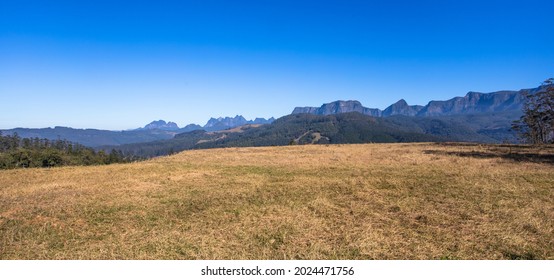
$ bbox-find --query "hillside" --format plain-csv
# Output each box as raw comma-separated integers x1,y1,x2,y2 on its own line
111,112,511,158
1,143,553,259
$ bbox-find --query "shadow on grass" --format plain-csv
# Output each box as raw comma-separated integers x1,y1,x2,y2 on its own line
424,143,554,165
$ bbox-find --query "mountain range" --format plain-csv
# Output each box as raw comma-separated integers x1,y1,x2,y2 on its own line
2,116,274,147
1,86,539,150
111,111,514,158
108,86,545,157
137,120,180,131
203,115,275,131
137,116,275,132
292,86,539,117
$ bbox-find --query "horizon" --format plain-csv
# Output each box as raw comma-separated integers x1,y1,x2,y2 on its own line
1,0,553,130
0,87,540,131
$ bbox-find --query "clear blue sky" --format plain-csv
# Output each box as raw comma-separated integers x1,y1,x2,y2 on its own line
1,0,553,130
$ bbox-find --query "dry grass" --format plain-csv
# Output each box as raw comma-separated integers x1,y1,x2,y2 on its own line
1,143,553,259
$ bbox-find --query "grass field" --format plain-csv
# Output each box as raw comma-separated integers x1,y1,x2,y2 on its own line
1,143,553,259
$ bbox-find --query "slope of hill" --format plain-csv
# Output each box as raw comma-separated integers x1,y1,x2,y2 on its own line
1,143,553,259
111,112,504,158
427,110,523,142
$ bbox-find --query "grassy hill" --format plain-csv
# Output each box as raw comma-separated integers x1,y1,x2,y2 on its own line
1,143,553,259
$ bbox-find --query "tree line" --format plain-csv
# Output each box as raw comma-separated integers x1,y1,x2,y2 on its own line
0,132,134,169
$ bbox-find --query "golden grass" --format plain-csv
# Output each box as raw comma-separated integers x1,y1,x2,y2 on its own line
1,143,553,259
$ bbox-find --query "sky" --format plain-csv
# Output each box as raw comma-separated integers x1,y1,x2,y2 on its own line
1,0,553,130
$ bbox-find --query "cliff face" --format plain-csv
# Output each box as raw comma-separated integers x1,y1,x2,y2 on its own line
292,100,382,117
416,90,526,116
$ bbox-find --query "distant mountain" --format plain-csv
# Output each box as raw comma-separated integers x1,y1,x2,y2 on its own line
139,120,180,131
110,111,514,158
0,116,275,148
109,113,436,157
292,87,539,118
416,90,529,116
383,99,424,116
180,124,203,133
204,115,248,131
252,117,275,125
2,85,537,150
1,126,176,148
137,116,275,133
111,85,540,158
203,115,275,131
293,100,382,117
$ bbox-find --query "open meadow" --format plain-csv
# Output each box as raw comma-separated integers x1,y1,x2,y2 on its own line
1,143,553,259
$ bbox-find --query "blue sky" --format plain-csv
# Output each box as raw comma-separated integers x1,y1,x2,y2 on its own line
1,0,553,130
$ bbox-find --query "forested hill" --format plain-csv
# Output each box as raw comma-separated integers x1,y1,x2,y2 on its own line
0,132,131,169
109,112,514,158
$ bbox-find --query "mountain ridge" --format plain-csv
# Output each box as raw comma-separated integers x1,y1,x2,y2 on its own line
203,115,275,131
1,116,276,147
138,120,180,131
111,111,516,158
292,87,539,118
137,115,275,133
1,86,540,148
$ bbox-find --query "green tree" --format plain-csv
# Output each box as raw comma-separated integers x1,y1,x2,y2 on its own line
41,149,63,167
512,79,554,144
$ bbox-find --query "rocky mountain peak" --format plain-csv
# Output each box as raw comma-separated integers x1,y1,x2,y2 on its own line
293,100,382,117
382,99,422,116
142,120,180,131
204,115,247,128
395,99,408,106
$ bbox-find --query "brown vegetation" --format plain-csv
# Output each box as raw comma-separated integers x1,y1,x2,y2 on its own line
1,143,553,259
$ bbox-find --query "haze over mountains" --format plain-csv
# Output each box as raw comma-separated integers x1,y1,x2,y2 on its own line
1,86,539,150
